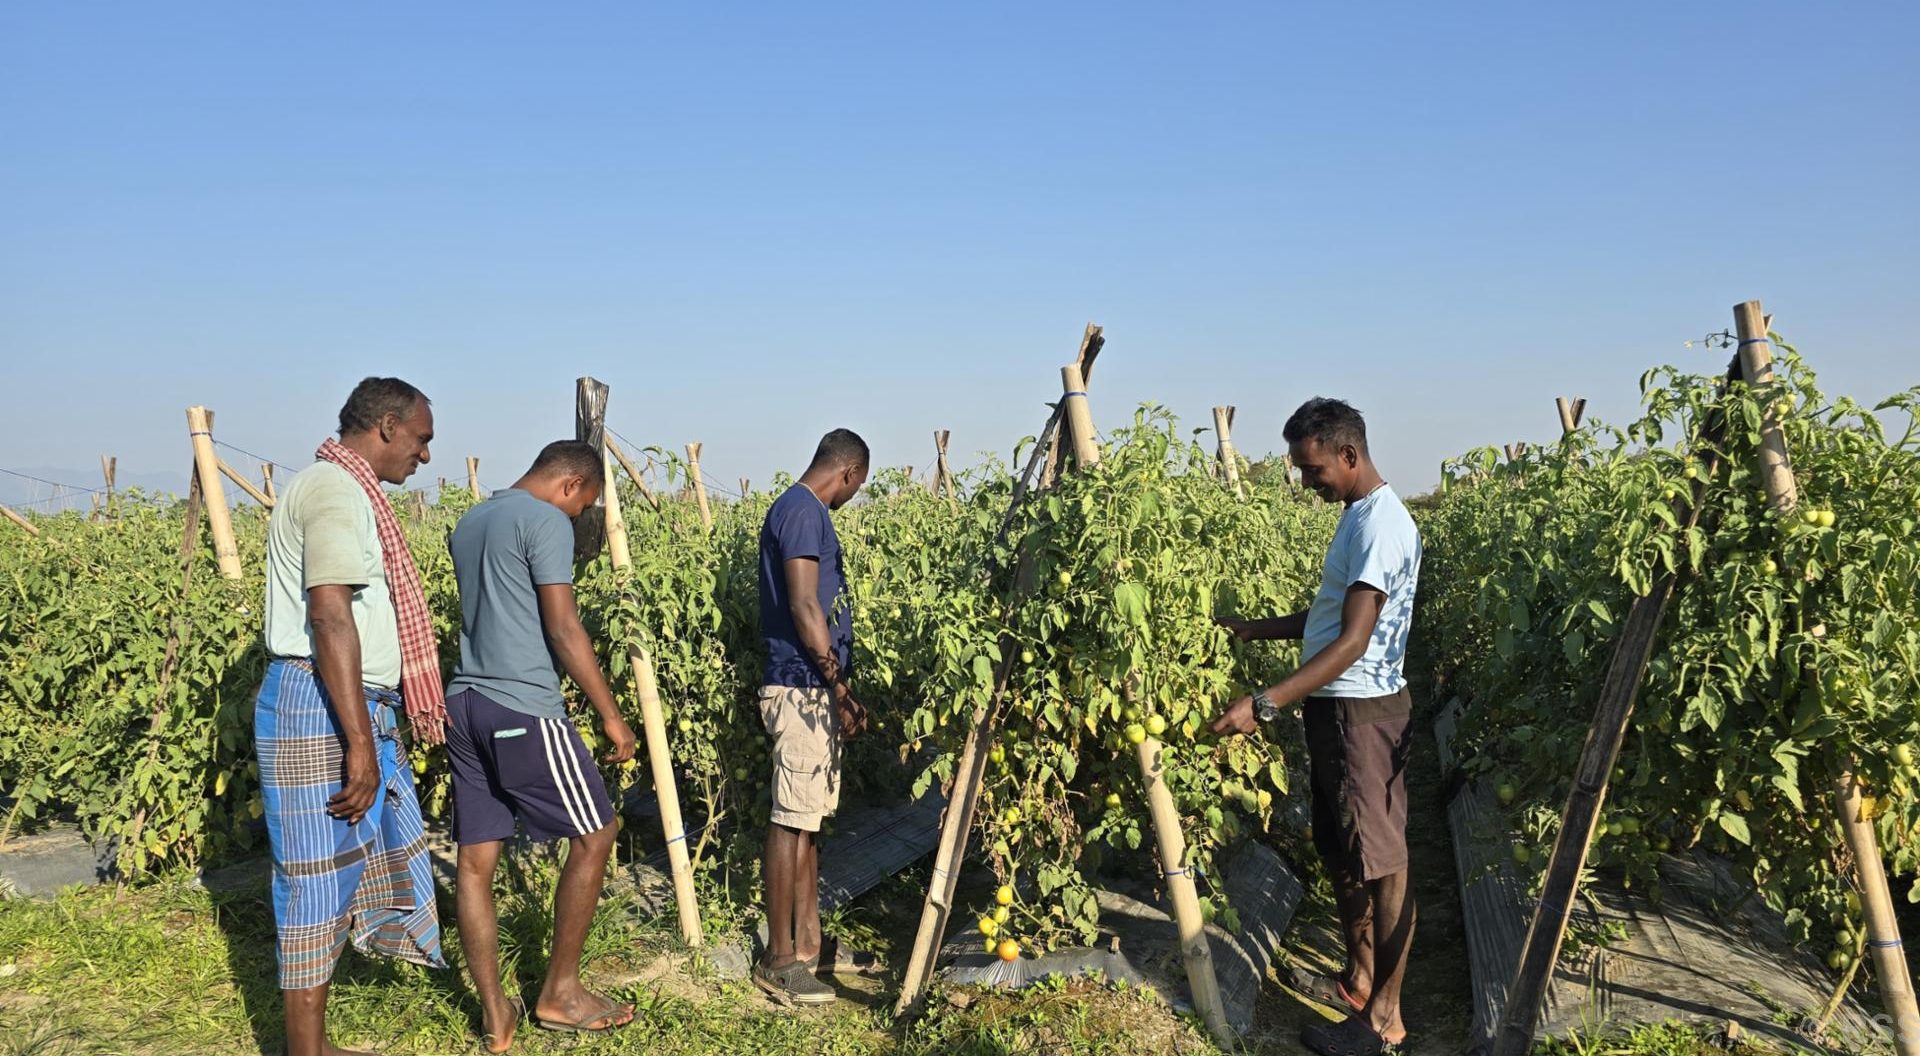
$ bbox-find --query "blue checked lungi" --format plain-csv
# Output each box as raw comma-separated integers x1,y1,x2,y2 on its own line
254,658,445,990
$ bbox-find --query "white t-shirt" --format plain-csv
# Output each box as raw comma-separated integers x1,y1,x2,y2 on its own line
262,461,403,688
1301,483,1422,698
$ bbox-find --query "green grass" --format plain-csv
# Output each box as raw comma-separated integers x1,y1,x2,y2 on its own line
0,866,1224,1056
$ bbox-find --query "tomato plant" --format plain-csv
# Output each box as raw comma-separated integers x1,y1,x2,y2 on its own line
1419,340,1920,952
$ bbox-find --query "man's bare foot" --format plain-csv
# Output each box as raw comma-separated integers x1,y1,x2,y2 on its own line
319,1043,373,1056
480,996,524,1054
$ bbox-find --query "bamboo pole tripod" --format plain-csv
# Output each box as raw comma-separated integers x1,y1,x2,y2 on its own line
895,328,1233,1045
686,443,713,531
467,457,482,500
1555,396,1587,436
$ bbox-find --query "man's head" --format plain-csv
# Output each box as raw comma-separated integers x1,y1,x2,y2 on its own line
804,428,870,509
518,440,605,517
338,377,433,485
1283,397,1372,503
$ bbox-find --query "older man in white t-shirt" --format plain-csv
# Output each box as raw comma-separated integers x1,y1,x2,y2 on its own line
1213,397,1421,1056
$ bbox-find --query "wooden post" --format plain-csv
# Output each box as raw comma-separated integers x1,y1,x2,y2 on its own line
1555,396,1586,435
685,443,712,531
217,458,274,508
574,378,610,559
605,437,660,511
1041,323,1104,487
185,407,243,580
467,457,482,500
1,505,38,536
261,463,276,503
100,455,117,519
933,430,957,508
1212,406,1244,499
601,444,702,946
1493,360,1737,1056
1733,300,1919,1055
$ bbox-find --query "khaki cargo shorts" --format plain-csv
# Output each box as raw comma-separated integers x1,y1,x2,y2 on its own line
758,685,842,832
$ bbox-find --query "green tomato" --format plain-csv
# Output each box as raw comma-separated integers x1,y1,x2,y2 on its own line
1802,509,1822,526
1124,723,1147,745
1496,782,1517,806
1512,845,1532,866
1818,509,1836,528
1020,649,1035,664
1897,744,1916,768
1145,715,1167,737
1104,792,1123,810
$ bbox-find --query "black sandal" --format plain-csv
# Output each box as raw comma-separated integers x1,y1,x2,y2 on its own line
1287,963,1366,1012
808,936,887,978
1302,1016,1404,1056
534,992,633,1034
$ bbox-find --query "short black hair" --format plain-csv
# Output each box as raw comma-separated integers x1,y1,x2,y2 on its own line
338,377,429,436
810,428,870,471
528,440,603,482
1283,397,1369,455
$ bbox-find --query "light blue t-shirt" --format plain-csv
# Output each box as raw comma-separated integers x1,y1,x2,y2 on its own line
1302,483,1422,698
446,488,577,719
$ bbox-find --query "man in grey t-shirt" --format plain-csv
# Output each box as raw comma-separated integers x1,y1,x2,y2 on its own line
445,441,638,1048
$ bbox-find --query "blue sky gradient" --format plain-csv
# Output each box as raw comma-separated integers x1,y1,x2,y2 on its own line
3,2,1915,507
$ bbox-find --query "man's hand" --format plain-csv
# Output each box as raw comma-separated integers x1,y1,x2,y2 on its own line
834,682,869,739
328,744,380,823
599,714,638,764
1210,694,1259,737
1215,617,1256,642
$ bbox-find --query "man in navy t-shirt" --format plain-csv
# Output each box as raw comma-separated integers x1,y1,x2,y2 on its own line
753,428,872,1007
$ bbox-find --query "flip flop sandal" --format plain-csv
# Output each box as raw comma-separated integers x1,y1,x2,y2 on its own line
1287,963,1367,1012
808,937,887,978
1302,1016,1405,1056
479,996,524,1054
534,993,634,1035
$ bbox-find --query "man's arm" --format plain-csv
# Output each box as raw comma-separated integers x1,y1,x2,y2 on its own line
1211,585,1386,735
1217,610,1310,642
310,584,380,823
783,556,867,737
536,582,636,764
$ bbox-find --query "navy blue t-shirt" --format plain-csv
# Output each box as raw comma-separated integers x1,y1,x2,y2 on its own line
759,484,853,688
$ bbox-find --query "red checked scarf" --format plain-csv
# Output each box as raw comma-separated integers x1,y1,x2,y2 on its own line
316,437,448,745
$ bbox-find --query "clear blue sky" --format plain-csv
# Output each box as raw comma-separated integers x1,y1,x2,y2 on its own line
3,2,1915,507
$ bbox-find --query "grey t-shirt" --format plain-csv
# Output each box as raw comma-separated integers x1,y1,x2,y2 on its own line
447,488,576,719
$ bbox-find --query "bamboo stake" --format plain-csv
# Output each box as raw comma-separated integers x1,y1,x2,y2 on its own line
1,505,38,536
604,437,660,511
1062,371,1229,1044
574,378,610,559
602,452,631,570
1555,396,1586,435
1138,734,1231,1042
1734,299,1918,1056
185,407,243,580
601,450,701,946
738,477,749,499
217,458,274,508
467,456,482,500
261,463,276,503
99,455,117,520
685,442,712,531
1041,323,1104,487
1212,406,1244,499
933,430,957,508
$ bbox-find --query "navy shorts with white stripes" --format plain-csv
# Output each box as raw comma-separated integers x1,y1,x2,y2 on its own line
444,688,615,844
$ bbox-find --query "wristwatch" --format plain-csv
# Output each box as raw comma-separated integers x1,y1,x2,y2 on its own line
1252,688,1281,724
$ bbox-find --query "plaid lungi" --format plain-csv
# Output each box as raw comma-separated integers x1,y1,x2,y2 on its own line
254,658,445,990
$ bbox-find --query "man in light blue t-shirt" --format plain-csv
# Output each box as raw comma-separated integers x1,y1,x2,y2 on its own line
1211,397,1421,1056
